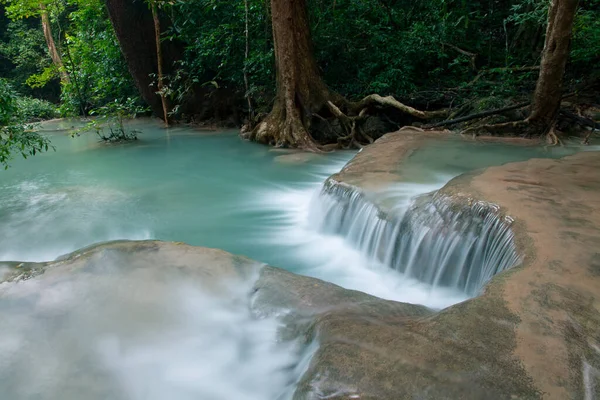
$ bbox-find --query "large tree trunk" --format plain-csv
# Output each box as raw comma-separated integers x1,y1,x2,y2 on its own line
104,0,180,118
527,0,579,134
105,0,241,124
244,0,448,150
244,0,339,149
40,3,69,84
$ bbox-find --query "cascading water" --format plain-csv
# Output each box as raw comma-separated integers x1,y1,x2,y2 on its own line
0,249,304,400
313,179,521,296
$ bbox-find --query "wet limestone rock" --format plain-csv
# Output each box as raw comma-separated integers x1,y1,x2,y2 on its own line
0,240,259,288
438,152,600,399
294,133,600,399
328,127,448,190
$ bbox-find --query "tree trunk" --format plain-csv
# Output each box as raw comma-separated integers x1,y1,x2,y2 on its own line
244,0,339,149
243,0,254,121
105,0,239,123
150,1,170,126
40,3,69,84
527,0,579,134
244,0,448,150
105,0,181,118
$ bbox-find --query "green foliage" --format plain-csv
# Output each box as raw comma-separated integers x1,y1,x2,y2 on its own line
1,0,51,20
26,66,58,88
1,0,138,116
572,2,600,67
309,0,451,97
164,0,561,103
165,0,274,112
0,19,54,94
59,0,140,116
0,78,52,169
2,0,599,124
15,96,58,121
506,0,548,26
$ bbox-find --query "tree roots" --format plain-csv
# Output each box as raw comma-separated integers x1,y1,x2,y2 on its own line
322,94,448,149
245,93,449,151
459,118,568,146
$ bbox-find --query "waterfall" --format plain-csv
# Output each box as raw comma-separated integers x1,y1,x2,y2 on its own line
312,180,521,296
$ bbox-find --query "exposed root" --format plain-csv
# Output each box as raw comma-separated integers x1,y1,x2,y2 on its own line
583,129,594,145
326,101,370,149
460,118,569,146
325,95,449,148
358,129,374,144
546,127,563,146
461,120,529,136
246,107,323,152
326,101,352,125
245,92,448,150
312,113,328,123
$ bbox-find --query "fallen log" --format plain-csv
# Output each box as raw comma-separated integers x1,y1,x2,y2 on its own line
559,109,600,129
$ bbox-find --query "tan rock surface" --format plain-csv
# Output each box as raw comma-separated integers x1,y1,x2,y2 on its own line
454,152,600,399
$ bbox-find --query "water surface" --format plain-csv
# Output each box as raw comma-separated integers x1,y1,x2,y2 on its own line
0,120,586,306
0,119,592,400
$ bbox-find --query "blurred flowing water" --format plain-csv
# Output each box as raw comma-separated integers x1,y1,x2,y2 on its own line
0,245,306,400
0,119,584,399
315,186,520,296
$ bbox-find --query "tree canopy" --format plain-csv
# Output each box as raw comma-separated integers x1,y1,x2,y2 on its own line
0,0,598,157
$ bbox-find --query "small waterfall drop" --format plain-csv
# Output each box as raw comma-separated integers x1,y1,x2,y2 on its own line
313,180,521,296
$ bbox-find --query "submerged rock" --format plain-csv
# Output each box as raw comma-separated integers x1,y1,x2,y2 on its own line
274,152,320,164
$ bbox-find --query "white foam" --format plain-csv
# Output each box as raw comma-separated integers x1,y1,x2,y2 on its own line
249,170,469,309
0,269,300,400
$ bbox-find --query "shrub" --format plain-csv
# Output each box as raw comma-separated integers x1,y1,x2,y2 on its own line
0,78,52,168
15,96,58,122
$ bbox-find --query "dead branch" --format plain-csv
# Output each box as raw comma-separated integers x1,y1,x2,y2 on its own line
443,42,477,71
425,102,530,128
461,120,529,136
350,94,448,119
448,101,474,119
465,66,540,87
427,92,577,129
